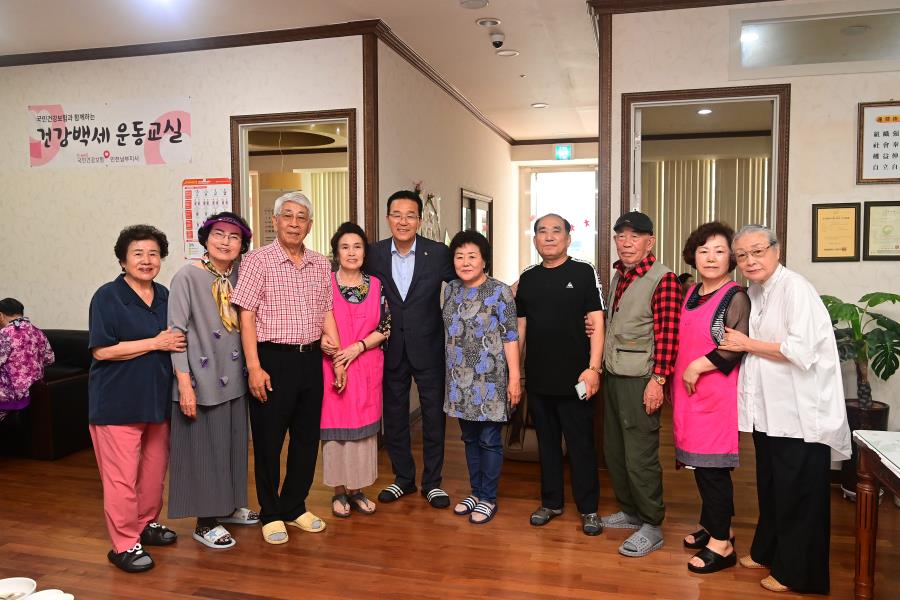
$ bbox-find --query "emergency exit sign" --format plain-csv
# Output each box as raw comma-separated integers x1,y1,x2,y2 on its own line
554,143,573,160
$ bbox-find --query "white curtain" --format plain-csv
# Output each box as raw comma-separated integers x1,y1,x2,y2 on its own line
641,157,769,277
304,170,349,256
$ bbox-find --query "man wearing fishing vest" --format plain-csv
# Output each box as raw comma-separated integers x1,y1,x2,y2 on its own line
600,211,681,558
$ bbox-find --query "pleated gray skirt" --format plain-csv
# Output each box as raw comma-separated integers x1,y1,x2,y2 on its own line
167,395,249,519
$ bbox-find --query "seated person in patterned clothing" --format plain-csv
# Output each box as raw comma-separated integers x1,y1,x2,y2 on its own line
442,230,520,525
0,297,54,422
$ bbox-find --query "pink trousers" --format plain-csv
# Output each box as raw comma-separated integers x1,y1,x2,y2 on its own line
90,422,170,553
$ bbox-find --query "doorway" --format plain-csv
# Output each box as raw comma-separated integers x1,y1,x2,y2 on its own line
230,109,357,254
621,85,790,274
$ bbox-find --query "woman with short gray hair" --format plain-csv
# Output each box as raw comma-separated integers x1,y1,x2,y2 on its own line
720,224,850,594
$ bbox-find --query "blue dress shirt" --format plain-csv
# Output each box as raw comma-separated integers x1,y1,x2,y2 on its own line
391,238,416,301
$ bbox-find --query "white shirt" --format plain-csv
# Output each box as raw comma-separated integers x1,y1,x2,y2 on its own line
738,265,851,460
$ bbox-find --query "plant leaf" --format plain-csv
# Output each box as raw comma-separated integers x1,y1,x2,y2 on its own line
860,292,900,308
867,327,900,380
820,296,862,327
870,312,900,333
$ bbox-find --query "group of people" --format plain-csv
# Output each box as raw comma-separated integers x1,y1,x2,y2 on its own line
81,188,850,595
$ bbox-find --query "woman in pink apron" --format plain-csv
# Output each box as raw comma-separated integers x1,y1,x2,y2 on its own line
321,222,390,517
673,222,749,574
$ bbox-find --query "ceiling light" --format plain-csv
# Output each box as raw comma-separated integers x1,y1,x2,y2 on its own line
519,74,527,78
496,49,519,57
697,108,712,115
461,0,489,10
476,17,501,28
841,24,871,36
740,30,759,43
531,102,549,109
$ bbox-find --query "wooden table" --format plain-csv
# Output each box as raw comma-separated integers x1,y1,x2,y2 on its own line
854,430,900,599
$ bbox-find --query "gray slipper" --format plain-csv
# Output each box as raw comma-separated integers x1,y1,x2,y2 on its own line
619,527,665,557
530,506,563,526
600,511,642,530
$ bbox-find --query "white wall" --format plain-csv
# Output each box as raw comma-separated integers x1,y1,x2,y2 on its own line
612,1,900,427
377,41,518,284
0,37,364,329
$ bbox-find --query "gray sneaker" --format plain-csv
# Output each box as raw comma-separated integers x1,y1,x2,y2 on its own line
581,512,602,536
600,511,642,529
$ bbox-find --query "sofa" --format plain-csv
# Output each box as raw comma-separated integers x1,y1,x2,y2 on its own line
0,329,92,460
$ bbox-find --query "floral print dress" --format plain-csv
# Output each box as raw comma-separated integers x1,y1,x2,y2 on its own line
0,317,55,413
442,277,518,423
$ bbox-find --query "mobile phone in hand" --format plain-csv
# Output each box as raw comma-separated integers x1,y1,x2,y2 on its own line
575,380,588,400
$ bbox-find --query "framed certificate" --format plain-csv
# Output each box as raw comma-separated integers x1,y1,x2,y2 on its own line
812,203,860,262
857,101,900,184
863,201,900,260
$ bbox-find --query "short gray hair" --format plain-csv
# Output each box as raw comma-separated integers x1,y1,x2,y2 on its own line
732,224,778,249
274,191,314,219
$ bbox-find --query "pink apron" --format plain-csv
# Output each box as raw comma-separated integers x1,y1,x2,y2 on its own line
320,273,383,440
672,281,740,468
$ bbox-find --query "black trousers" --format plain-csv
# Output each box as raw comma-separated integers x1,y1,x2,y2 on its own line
693,467,734,541
750,431,831,594
248,344,323,525
528,391,599,514
382,348,446,491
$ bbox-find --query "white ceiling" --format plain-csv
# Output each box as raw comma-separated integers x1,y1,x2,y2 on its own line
0,0,600,141
640,100,774,135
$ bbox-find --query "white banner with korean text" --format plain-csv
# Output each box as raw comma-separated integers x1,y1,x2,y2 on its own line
27,98,192,168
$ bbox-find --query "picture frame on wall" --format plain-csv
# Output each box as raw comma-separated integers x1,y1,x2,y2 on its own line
857,101,900,185
811,203,860,262
863,200,900,261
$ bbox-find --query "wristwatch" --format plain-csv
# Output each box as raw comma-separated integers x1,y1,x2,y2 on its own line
588,365,602,375
651,374,666,385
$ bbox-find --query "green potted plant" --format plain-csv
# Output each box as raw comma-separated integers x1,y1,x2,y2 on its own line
821,292,900,499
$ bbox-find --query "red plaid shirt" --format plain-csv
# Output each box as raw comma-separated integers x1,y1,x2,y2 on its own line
231,242,333,344
611,254,681,377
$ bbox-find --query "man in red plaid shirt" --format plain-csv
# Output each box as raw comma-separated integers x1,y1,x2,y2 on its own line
599,211,680,558
232,191,341,545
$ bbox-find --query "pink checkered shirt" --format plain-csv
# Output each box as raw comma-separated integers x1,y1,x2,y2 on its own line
231,241,333,344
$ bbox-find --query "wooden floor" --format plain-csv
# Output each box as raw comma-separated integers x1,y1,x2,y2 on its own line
1,414,898,600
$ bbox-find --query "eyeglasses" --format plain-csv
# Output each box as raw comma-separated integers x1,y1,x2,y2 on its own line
388,212,420,223
734,244,772,263
209,230,242,243
278,212,309,223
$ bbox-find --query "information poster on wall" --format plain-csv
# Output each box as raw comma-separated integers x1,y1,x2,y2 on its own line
183,178,233,259
28,98,191,168
858,101,900,184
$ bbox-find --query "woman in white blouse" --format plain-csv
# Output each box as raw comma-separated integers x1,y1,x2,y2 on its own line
719,225,850,594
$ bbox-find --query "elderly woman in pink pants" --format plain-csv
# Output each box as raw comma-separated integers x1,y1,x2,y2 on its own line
672,221,749,575
320,222,390,517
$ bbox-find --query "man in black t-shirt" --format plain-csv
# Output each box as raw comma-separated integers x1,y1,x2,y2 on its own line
515,213,606,536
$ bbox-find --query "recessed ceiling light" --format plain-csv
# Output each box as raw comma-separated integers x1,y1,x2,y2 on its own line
531,102,549,109
842,24,871,36
740,30,759,43
476,17,501,28
697,108,712,115
519,74,527,78
496,49,519,57
461,1,490,10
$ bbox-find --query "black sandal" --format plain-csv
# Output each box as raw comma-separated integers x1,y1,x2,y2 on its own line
332,493,351,518
687,546,737,574
684,529,734,549
349,491,376,514
107,543,154,573
139,522,177,546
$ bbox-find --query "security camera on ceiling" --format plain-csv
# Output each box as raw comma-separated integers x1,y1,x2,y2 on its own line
490,31,505,49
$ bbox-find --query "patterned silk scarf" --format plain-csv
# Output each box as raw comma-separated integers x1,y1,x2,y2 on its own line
201,256,240,332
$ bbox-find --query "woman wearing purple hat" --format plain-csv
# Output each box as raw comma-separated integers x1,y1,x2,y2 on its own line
166,211,260,549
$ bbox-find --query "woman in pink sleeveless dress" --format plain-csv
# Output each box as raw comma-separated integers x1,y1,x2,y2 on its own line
321,222,390,518
673,222,750,574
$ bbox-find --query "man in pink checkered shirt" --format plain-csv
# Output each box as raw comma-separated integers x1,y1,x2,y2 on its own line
231,191,340,545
